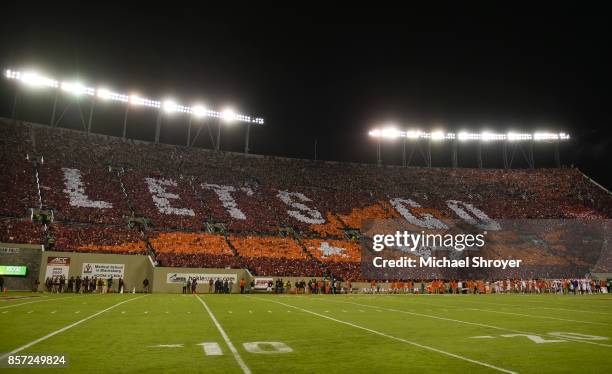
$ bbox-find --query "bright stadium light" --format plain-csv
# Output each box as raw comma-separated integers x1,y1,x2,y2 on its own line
221,108,236,123
459,132,482,141
480,132,499,141
534,132,569,141
61,81,93,96
130,94,160,108
430,131,445,141
192,104,207,118
8,70,59,88
4,67,264,124
130,94,144,106
369,128,569,142
97,88,111,100
406,130,422,139
163,99,178,113
381,127,401,139
507,132,532,141
97,88,128,102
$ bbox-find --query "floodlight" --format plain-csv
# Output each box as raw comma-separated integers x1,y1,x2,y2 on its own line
369,129,381,137
163,99,178,113
507,132,531,141
381,127,401,139
130,94,145,106
481,132,506,141
457,132,470,141
534,132,565,141
19,71,59,88
430,131,445,141
4,66,262,125
192,105,207,118
61,81,91,96
221,108,236,122
405,130,421,139
97,88,111,100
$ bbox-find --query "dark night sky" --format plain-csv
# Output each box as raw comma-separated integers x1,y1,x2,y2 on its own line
1,5,610,189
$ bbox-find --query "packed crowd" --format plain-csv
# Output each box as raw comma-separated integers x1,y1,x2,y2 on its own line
0,218,44,244
363,278,612,295
150,231,242,268
229,235,324,276
1,120,612,280
49,223,148,255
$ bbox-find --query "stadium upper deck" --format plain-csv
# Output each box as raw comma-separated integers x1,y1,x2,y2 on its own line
1,119,611,279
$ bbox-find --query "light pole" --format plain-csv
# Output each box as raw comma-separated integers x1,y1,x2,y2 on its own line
216,121,221,151
244,123,251,154
376,136,382,166
50,90,58,126
122,105,129,139
154,111,162,144
187,115,193,147
87,97,96,133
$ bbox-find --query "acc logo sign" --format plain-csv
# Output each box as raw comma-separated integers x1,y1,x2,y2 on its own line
47,257,71,265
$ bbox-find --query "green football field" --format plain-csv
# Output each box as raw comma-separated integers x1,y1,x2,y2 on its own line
1,292,611,373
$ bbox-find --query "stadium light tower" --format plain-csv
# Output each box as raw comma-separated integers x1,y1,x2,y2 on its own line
5,68,264,151
369,128,570,168
217,107,235,151
189,104,207,147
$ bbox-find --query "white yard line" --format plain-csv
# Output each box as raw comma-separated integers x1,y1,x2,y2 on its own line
253,297,518,374
367,297,610,326
464,307,609,326
0,295,146,361
196,295,251,374
0,295,48,302
328,299,612,348
0,295,78,309
428,297,612,316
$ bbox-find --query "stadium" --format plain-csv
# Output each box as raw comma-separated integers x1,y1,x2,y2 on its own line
1,11,612,374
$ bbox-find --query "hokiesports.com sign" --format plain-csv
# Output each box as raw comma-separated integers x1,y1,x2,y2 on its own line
45,256,70,278
82,263,125,279
166,273,237,284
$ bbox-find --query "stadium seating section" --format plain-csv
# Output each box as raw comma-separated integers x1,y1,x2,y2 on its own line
1,119,611,279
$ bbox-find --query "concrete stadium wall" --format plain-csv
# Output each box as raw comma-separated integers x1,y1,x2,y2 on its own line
39,251,154,292
26,248,373,294
0,243,43,291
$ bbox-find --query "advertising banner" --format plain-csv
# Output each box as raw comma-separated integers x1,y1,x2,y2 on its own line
166,273,237,284
253,277,274,290
45,257,70,278
0,265,27,276
82,263,125,279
